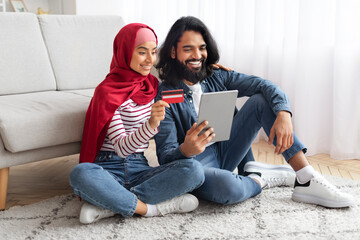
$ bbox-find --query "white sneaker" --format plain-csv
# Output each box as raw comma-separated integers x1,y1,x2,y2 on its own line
292,172,355,208
244,161,296,188
156,194,199,216
79,202,115,224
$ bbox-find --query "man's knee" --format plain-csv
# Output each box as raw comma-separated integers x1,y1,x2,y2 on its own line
178,159,205,187
245,93,273,121
248,93,267,107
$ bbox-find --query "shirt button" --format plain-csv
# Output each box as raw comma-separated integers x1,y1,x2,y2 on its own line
189,100,193,103
189,90,192,94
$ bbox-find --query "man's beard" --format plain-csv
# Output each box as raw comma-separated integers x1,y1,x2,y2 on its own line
173,58,208,84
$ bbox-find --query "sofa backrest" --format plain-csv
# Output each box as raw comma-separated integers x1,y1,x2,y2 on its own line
38,15,125,90
0,13,56,95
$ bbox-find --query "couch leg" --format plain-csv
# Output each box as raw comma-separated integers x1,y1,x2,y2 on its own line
0,167,9,210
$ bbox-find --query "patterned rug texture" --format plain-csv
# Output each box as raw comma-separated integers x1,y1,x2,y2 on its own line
1,175,359,240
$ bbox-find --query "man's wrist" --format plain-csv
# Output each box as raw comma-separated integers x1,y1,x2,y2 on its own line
180,143,194,158
277,111,291,117
180,144,189,157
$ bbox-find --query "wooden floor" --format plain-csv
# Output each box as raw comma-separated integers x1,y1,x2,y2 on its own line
4,140,360,210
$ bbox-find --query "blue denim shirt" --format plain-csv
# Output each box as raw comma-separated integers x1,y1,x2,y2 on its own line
154,69,292,165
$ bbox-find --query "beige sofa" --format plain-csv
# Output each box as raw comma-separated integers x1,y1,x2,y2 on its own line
0,13,125,210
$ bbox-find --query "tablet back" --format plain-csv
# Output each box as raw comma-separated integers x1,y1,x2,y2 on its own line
197,90,238,142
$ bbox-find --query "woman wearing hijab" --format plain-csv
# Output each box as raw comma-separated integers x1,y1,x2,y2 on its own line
69,23,205,224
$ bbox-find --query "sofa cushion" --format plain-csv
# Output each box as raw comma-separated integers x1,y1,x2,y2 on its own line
0,13,56,95
0,91,91,153
38,15,125,90
65,89,95,98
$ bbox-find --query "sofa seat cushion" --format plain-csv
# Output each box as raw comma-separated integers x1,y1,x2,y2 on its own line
65,89,95,98
0,91,91,153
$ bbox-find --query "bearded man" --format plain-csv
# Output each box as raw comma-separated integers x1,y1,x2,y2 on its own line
154,16,354,208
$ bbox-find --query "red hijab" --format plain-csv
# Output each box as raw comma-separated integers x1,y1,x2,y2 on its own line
79,23,159,163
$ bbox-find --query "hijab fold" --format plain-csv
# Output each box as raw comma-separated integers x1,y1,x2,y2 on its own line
79,23,158,163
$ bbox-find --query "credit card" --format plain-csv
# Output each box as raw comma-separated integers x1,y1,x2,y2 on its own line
161,89,184,104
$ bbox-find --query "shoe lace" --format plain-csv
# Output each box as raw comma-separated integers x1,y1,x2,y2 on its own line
265,177,287,188
313,174,339,192
160,201,177,215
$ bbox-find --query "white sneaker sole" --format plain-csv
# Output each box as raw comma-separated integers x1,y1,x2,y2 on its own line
292,192,353,208
245,161,294,173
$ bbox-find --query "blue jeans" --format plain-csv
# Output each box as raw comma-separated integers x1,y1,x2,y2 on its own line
191,94,306,205
69,152,204,218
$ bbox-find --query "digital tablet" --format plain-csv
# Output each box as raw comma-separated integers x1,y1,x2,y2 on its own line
197,90,238,142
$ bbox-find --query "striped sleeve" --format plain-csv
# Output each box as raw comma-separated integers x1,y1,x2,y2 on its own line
108,109,158,158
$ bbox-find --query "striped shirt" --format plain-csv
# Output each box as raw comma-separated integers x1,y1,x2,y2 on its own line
100,99,158,158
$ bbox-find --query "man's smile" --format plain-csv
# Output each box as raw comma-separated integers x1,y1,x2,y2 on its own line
185,58,204,70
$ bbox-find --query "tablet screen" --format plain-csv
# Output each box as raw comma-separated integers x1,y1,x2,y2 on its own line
197,90,238,142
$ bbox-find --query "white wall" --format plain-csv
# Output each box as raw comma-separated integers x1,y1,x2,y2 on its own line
76,0,120,15
62,0,76,14
6,0,49,13
48,0,61,14
4,0,11,12
5,0,75,14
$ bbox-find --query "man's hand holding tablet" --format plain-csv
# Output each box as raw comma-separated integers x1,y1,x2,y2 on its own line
180,90,238,157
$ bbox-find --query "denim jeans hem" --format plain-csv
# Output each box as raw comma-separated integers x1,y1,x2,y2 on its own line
247,176,262,195
122,195,138,218
282,146,307,162
72,188,120,214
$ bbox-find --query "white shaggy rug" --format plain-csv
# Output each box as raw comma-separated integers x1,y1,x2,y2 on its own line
1,176,360,240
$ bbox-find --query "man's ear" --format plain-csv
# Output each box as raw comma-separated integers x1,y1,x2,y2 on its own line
171,46,176,59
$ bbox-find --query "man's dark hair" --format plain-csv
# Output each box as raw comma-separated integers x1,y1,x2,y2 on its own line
156,16,219,86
